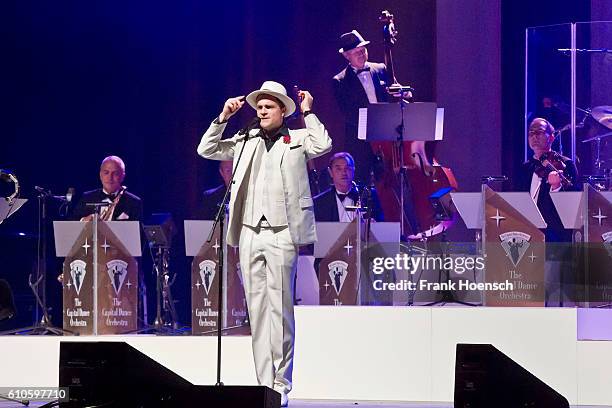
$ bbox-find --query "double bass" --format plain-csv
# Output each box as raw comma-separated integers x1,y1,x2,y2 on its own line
371,10,458,240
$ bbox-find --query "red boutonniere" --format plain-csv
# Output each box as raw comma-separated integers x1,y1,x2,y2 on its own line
283,135,291,144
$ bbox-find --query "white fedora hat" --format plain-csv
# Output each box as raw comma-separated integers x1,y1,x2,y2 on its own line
246,81,296,117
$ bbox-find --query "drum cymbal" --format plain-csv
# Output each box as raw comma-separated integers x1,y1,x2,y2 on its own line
591,105,612,129
582,131,612,143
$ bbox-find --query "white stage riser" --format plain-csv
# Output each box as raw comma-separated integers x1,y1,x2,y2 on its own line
2,306,612,406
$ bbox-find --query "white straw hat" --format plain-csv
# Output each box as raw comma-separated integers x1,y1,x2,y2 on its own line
245,81,296,117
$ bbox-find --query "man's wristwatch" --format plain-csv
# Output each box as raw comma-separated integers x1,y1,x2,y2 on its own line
303,110,314,117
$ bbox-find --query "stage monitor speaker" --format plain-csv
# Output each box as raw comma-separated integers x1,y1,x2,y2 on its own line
59,341,280,407
454,343,569,408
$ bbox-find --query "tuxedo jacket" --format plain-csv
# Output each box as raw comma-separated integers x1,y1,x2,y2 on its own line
517,155,579,242
313,186,385,222
197,114,332,247
197,184,226,220
71,188,143,221
333,62,391,133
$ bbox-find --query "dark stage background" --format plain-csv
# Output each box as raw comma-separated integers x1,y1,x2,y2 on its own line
0,0,596,328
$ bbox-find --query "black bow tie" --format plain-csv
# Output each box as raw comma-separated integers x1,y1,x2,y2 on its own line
355,67,370,75
103,192,118,201
337,191,355,202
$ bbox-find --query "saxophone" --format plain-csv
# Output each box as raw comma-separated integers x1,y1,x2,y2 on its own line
100,186,127,221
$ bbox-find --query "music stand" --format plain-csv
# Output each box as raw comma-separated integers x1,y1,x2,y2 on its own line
358,102,444,238
0,192,75,336
358,102,443,143
313,222,347,258
184,220,214,257
140,213,181,334
0,199,27,225
54,219,141,335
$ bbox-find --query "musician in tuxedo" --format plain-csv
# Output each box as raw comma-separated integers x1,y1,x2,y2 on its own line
197,80,331,407
197,160,232,220
517,118,579,243
314,152,384,222
518,118,579,306
64,156,145,318
71,155,143,222
333,30,391,182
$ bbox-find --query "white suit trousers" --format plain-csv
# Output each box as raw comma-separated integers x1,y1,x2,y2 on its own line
239,224,297,396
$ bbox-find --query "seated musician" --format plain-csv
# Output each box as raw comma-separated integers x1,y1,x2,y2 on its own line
517,118,579,243
314,152,384,222
197,160,232,220
71,155,143,222
62,156,144,311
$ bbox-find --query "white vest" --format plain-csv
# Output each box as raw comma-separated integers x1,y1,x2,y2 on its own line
242,140,288,227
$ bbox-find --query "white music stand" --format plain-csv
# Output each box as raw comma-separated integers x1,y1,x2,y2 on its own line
550,192,584,230
452,190,547,237
53,221,141,257
184,220,215,256
0,199,27,224
313,222,347,258
451,192,484,230
53,220,141,335
496,192,547,229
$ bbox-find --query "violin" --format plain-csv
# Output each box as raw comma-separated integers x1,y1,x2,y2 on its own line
535,151,572,188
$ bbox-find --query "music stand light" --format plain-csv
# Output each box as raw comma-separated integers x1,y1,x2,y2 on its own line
429,186,454,221
143,213,176,248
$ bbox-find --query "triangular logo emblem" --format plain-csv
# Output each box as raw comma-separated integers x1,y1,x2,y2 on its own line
199,260,217,295
328,260,349,295
499,231,531,267
106,259,128,295
69,260,87,295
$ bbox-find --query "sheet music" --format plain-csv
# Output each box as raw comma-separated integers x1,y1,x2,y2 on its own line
435,108,444,141
357,107,368,140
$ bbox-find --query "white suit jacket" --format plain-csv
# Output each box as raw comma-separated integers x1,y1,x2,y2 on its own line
197,114,332,247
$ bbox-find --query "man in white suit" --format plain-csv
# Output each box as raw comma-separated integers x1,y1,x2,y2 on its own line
197,81,332,406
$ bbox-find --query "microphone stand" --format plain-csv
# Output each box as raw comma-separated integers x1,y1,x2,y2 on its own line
206,124,257,387
1,187,73,335
391,86,416,241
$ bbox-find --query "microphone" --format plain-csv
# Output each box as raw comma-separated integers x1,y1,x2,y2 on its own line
34,186,75,202
238,117,261,136
34,185,50,195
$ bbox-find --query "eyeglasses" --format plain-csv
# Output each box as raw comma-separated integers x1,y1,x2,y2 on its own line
528,130,549,137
